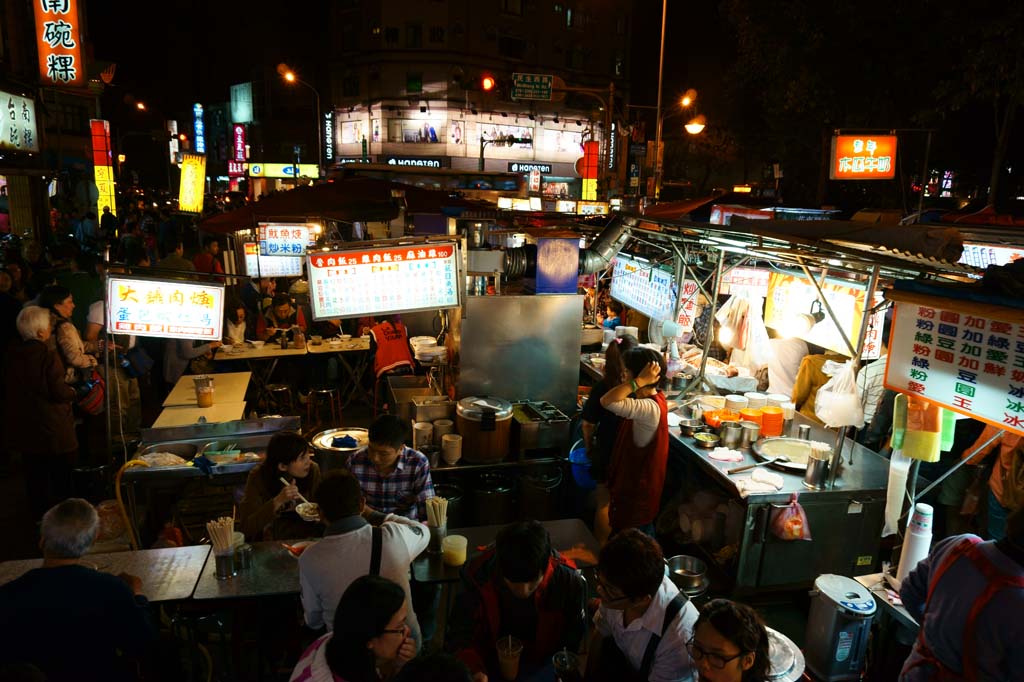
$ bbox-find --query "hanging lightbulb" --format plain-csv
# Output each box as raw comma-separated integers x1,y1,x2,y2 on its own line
783,313,816,338
718,325,734,346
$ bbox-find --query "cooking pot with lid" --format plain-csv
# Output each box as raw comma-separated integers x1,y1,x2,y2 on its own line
456,396,513,464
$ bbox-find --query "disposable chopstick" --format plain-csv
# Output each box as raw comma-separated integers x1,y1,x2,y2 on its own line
279,477,311,505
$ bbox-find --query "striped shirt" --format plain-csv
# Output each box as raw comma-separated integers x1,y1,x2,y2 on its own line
348,446,435,521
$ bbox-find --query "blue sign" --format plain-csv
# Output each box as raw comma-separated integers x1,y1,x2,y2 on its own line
193,103,205,154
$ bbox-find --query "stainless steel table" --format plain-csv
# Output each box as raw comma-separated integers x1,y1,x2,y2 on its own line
0,545,210,602
412,517,600,584
192,540,304,600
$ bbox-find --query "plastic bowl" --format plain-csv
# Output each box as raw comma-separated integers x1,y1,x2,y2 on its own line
250,340,265,349
296,502,320,522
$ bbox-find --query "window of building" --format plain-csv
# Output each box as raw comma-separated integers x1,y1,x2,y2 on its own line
343,75,360,97
371,25,382,37
429,26,445,43
406,72,423,94
385,27,399,46
498,34,526,60
613,53,624,76
554,3,562,12
405,22,423,48
566,7,574,27
502,0,522,15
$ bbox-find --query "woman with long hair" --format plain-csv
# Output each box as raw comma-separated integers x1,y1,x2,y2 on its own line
688,599,770,682
239,431,322,540
290,575,416,682
581,334,639,543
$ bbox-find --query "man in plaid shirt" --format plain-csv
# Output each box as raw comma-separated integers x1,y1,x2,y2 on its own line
349,414,435,521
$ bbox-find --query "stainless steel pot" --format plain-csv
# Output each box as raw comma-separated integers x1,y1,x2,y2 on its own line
666,554,707,590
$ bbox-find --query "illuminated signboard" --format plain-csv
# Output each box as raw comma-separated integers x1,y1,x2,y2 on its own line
676,279,700,333
227,161,245,176
0,90,40,152
507,162,552,174
258,223,311,256
248,163,319,178
324,112,334,162
193,103,206,154
384,156,445,168
106,275,224,341
232,124,246,162
885,292,1024,435
830,134,897,180
243,243,303,277
959,243,1024,269
178,154,206,214
610,253,677,323
307,242,461,320
89,119,116,217
577,201,609,216
719,267,770,298
33,0,85,88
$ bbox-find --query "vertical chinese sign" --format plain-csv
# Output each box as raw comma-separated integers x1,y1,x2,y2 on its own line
89,119,116,217
178,154,206,214
193,103,206,154
34,0,85,88
830,135,897,180
580,140,599,201
0,90,40,153
884,290,1024,435
228,124,246,181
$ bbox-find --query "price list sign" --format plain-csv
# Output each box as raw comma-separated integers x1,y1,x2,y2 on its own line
308,242,460,320
243,243,303,278
610,254,677,322
106,276,224,341
885,293,1024,434
259,223,311,256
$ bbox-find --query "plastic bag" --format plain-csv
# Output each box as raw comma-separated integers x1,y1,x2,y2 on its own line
814,360,864,427
770,493,812,541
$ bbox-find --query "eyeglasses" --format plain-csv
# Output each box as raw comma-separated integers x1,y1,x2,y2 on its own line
686,638,746,669
594,574,632,607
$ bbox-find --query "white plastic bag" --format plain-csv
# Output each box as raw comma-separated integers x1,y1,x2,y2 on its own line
814,360,864,427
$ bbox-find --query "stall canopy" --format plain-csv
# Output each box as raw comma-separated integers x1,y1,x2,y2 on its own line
199,177,488,234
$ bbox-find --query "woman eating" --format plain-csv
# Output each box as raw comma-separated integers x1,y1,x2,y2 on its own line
599,346,669,536
240,431,322,541
224,298,253,345
581,334,638,543
290,575,416,682
688,599,770,682
39,284,97,383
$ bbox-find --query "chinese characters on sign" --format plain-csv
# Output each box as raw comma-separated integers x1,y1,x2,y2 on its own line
885,298,1024,435
232,124,246,161
308,243,460,320
105,276,224,341
676,279,700,333
89,119,115,218
610,254,677,323
0,91,40,153
34,0,84,88
258,223,311,257
178,154,206,214
830,135,897,180
243,243,303,278
718,267,770,298
193,103,205,154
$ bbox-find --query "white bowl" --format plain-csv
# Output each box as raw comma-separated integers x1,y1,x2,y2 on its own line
250,340,265,349
296,502,320,522
338,334,352,341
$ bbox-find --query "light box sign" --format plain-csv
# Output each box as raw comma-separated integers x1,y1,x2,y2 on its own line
258,223,310,256
1,91,40,152
324,112,334,163
765,271,882,358
959,243,1024,269
719,267,770,297
178,154,206,214
106,276,224,341
248,163,318,178
243,243,303,277
34,0,84,88
193,103,206,154
676,279,700,333
884,293,1024,435
830,134,897,180
610,253,677,323
89,119,115,217
232,124,246,162
307,242,460,320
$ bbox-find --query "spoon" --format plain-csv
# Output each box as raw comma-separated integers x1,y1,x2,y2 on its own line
727,455,790,475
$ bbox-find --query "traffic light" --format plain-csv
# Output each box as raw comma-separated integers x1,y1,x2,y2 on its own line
481,74,496,92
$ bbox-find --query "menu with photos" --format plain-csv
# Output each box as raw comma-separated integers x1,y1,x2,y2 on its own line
307,242,460,320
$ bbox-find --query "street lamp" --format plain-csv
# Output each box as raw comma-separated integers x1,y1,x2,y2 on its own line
685,115,707,135
278,63,323,177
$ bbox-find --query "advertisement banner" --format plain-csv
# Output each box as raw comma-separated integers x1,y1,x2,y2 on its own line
34,0,85,88
258,223,311,256
830,134,897,180
308,242,460,320
1,91,40,152
885,293,1024,434
106,275,224,340
178,154,206,214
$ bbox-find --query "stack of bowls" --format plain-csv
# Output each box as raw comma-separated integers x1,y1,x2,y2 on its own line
766,393,790,407
739,408,763,426
760,406,785,437
725,394,749,412
780,401,796,420
744,392,768,409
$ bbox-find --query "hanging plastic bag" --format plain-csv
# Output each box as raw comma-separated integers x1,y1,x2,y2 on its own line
814,360,864,427
770,493,813,541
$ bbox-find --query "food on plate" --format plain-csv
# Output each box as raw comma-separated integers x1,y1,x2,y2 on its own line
296,502,320,522
139,452,188,467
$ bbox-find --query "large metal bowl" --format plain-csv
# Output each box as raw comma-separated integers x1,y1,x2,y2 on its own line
666,554,707,590
137,442,197,461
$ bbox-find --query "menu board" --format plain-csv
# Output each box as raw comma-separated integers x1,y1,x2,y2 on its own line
307,242,460,320
610,254,677,322
675,279,700,332
958,243,1024,269
243,243,304,278
258,223,312,256
885,295,1024,434
106,275,224,340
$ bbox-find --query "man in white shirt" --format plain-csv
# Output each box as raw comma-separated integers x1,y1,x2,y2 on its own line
767,335,809,398
588,529,700,682
298,469,429,642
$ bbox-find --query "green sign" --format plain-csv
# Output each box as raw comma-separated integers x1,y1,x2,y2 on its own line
511,73,553,101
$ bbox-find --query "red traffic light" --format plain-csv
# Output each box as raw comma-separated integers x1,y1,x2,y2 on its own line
481,75,496,92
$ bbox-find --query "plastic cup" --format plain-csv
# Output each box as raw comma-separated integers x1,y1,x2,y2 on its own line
496,636,524,681
429,524,447,553
441,534,468,567
214,550,236,580
433,419,455,439
442,434,462,465
413,422,433,448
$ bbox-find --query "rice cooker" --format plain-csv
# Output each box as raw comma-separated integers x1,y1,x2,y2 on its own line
456,396,513,464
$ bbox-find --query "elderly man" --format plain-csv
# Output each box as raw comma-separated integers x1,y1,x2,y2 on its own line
0,499,157,681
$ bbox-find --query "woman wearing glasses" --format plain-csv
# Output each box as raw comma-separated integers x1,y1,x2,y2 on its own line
687,599,770,682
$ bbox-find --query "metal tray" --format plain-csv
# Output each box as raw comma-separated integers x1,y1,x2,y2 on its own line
311,427,369,453
750,437,814,472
